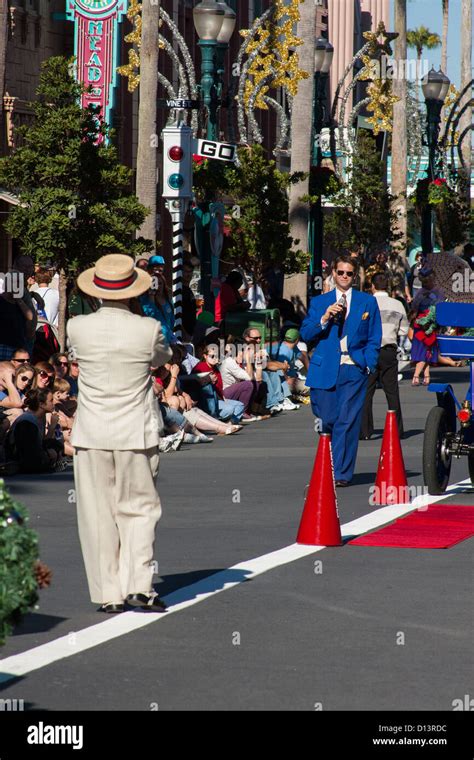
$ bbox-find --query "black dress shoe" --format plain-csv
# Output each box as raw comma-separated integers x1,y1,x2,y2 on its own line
98,603,124,614
125,593,168,613
335,480,351,488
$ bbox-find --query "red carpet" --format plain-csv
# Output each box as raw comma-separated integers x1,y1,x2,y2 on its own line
349,505,474,549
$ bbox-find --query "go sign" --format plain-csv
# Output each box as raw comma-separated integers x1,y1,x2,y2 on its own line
193,138,237,163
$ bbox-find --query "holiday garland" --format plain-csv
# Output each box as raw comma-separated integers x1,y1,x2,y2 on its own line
240,0,308,112
0,479,51,646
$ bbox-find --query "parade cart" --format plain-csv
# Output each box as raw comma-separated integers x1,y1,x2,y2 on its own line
423,302,474,494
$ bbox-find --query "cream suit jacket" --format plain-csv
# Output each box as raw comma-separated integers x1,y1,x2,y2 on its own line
67,302,172,451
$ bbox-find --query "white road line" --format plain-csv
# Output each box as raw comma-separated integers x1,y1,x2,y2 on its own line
0,478,471,685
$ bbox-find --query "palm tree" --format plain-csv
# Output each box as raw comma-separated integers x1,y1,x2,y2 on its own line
407,26,442,97
135,0,160,253
284,0,316,311
391,0,408,254
459,0,472,211
0,0,8,146
441,0,449,75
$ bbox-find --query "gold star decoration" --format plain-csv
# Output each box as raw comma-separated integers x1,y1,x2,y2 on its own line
241,0,308,111
363,21,399,58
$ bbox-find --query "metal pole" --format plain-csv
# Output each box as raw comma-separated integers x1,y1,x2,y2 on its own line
165,198,188,341
421,99,443,255
198,39,218,140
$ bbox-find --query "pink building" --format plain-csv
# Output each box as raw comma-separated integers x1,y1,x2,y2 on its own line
328,0,390,123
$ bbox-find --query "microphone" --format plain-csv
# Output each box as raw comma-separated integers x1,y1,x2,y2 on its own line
332,293,347,325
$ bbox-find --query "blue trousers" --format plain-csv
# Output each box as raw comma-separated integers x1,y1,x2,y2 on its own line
310,364,368,482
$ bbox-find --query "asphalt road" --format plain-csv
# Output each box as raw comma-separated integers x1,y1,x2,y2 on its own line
0,365,472,712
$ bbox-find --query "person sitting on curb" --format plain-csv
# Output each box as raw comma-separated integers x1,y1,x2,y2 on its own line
0,361,24,410
242,328,299,411
5,388,67,473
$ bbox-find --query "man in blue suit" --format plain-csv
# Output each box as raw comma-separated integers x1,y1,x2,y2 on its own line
301,254,382,486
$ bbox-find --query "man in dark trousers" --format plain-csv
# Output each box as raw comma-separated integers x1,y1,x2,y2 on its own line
301,254,382,487
360,272,409,440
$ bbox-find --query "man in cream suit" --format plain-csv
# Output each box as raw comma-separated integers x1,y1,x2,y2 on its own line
67,254,172,614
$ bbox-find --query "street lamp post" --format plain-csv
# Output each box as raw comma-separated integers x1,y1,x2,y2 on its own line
309,38,334,295
192,0,235,310
421,66,450,255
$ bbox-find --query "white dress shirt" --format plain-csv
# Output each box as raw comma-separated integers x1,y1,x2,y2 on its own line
336,288,354,365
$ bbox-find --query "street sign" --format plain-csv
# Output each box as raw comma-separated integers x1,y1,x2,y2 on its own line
193,138,237,163
158,98,200,109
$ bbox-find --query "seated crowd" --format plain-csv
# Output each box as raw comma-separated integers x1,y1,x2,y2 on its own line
0,254,310,472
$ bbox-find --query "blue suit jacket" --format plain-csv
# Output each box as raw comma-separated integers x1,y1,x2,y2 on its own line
300,289,382,390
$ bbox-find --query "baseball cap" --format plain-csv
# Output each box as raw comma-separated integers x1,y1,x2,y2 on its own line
148,255,165,267
284,328,300,342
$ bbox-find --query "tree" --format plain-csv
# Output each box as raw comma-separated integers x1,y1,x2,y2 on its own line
407,26,441,97
284,0,316,311
0,479,41,647
459,0,472,212
391,0,408,254
135,0,160,252
324,131,402,259
0,57,151,348
441,0,449,74
225,145,308,285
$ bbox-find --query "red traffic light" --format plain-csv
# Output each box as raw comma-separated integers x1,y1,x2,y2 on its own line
168,145,184,161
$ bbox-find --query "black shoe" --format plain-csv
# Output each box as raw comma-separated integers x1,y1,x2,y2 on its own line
98,603,124,614
125,593,168,613
359,435,371,440
335,480,351,488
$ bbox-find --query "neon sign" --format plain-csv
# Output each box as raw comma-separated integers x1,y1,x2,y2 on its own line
66,0,128,137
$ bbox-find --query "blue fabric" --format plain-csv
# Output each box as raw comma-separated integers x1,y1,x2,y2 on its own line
159,403,187,431
139,296,176,345
271,342,301,377
310,365,368,481
300,290,382,390
217,398,244,422
198,382,219,417
262,370,285,407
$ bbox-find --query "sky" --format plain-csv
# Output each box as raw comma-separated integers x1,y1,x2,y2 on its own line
391,0,474,87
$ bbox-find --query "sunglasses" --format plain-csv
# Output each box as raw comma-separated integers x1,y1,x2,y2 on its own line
39,371,54,380
249,337,261,342
56,361,69,367
19,375,32,383
336,270,354,277
12,358,27,363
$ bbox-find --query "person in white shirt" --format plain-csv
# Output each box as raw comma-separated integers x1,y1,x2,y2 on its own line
32,268,59,326
360,271,409,440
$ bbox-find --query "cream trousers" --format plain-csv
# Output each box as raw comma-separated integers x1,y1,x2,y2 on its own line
73,447,161,604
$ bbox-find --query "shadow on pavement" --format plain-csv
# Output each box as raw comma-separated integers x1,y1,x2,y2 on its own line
156,568,251,606
11,613,68,637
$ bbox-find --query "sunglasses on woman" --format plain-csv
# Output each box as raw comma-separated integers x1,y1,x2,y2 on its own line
19,375,32,383
56,361,69,367
39,371,54,381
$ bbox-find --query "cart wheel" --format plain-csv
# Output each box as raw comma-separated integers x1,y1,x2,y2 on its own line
423,406,452,494
468,453,474,487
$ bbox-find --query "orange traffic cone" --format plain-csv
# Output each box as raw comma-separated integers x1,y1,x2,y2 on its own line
296,433,343,546
373,410,409,505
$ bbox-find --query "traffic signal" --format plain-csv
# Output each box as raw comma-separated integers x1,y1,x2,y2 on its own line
161,124,193,199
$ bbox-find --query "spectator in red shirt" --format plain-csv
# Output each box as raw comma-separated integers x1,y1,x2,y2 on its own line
215,271,250,325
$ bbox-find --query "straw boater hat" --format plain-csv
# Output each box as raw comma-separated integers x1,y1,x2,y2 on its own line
77,254,151,300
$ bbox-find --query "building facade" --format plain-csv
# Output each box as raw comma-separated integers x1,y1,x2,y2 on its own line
0,0,391,272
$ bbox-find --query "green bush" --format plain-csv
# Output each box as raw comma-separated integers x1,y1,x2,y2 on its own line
0,479,40,646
